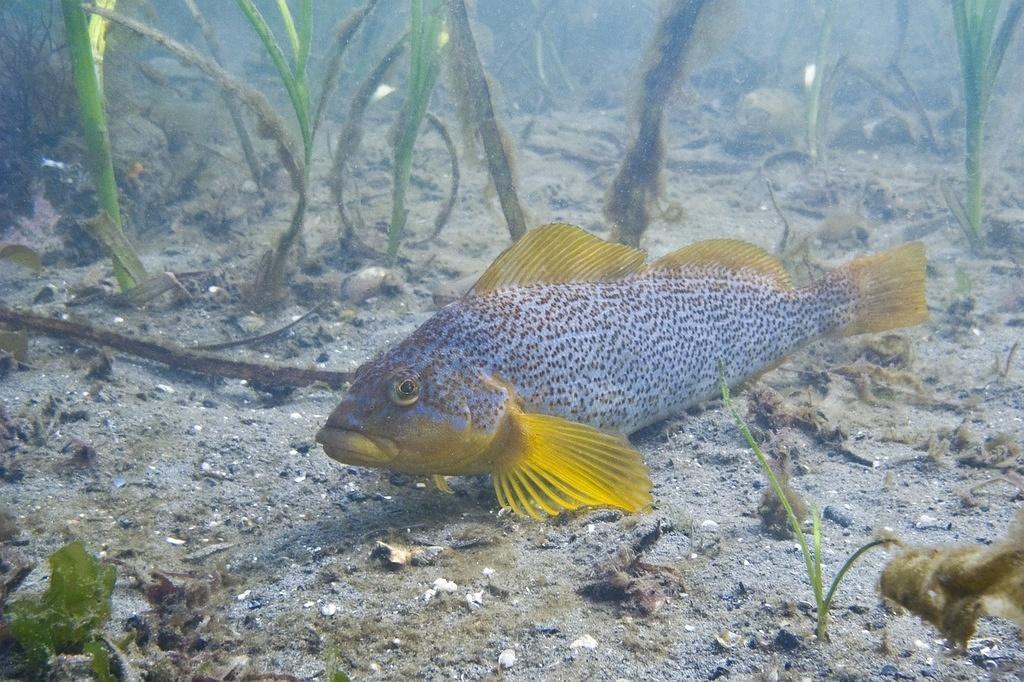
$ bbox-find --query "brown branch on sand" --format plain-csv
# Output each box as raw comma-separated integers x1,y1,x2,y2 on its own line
0,304,351,389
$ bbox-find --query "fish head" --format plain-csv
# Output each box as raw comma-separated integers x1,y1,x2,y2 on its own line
316,347,508,476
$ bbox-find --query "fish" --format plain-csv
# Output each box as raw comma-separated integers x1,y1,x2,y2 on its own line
316,223,927,519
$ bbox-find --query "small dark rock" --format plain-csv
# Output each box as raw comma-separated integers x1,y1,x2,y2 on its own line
124,614,151,647
32,285,56,303
823,506,853,528
315,351,329,363
708,665,730,680
531,622,560,635
920,667,936,678
157,626,185,651
0,465,25,483
879,664,899,677
201,398,218,408
388,472,412,486
0,508,19,541
773,628,800,651
246,596,266,610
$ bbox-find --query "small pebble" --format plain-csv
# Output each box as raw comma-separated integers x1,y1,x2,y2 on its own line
498,649,516,669
237,314,264,333
823,505,853,528
341,266,403,303
33,285,56,304
914,514,950,530
482,567,494,577
715,629,740,649
465,590,483,609
165,536,186,546
570,634,598,650
321,603,338,617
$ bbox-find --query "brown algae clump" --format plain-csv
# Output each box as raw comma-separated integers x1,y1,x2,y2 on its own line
879,512,1024,648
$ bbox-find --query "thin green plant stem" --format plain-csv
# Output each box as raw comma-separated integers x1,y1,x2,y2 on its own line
235,0,312,165
718,361,886,642
275,0,301,62
719,365,820,603
806,0,837,162
951,0,1024,249
61,0,146,291
822,538,888,612
388,0,444,258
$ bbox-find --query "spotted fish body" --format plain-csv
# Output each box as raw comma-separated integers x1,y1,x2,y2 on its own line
416,270,851,435
317,224,928,518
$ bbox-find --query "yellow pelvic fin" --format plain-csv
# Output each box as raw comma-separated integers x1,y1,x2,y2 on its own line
491,408,653,519
651,239,793,289
470,223,647,295
839,241,927,336
432,475,453,494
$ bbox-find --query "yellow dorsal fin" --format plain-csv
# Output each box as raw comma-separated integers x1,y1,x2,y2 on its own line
491,407,653,519
651,239,793,289
470,223,646,295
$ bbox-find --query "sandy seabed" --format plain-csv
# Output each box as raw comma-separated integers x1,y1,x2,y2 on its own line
2,98,1023,681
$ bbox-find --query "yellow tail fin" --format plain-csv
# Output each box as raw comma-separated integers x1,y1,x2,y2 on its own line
839,242,928,336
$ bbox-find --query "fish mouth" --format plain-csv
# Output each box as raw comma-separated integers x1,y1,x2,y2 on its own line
315,426,398,467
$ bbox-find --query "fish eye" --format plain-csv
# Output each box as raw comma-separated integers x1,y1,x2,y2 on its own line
391,375,420,406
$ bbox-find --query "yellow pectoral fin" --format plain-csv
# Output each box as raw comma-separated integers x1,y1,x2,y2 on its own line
492,410,654,519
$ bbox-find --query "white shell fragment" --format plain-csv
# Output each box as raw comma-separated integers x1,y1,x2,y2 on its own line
465,590,484,609
498,649,516,669
433,577,458,593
